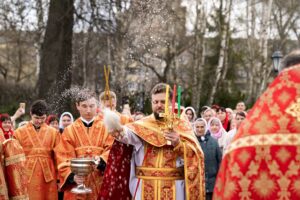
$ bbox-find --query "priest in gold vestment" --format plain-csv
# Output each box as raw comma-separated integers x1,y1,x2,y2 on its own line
213,51,300,200
14,100,60,200
103,83,205,200
55,89,114,200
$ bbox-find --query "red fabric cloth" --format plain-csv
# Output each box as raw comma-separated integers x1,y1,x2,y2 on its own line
213,64,300,200
98,141,133,200
222,112,230,131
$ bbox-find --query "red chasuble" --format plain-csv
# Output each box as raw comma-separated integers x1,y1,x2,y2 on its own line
213,64,300,200
98,113,133,200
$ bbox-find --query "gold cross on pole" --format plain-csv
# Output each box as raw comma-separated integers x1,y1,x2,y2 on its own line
103,65,112,109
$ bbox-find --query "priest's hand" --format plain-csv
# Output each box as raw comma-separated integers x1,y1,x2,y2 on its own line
103,108,122,133
109,127,125,140
164,130,180,147
74,175,85,185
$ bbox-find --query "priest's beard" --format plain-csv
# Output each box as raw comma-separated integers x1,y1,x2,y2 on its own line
154,112,164,121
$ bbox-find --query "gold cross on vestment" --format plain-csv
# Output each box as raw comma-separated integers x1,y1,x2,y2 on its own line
286,98,300,122
85,148,93,157
162,187,172,199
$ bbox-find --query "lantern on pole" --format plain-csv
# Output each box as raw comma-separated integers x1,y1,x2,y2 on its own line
271,50,283,73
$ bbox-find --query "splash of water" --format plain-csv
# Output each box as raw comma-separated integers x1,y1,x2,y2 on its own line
46,86,100,115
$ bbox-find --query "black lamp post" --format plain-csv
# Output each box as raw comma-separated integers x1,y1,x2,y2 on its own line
271,50,283,73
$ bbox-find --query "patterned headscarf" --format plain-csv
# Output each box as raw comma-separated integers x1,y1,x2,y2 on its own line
207,117,225,139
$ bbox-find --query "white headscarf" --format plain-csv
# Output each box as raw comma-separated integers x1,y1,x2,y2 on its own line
184,106,196,122
193,118,208,134
59,112,74,129
203,108,215,116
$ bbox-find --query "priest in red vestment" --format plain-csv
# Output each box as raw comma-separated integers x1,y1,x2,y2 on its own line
55,89,114,200
213,50,300,200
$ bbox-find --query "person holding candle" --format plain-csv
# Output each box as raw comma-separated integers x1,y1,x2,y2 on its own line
100,83,205,200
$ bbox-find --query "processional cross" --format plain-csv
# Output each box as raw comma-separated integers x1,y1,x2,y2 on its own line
103,65,113,110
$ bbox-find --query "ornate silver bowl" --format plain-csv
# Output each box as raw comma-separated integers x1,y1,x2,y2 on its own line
70,158,97,194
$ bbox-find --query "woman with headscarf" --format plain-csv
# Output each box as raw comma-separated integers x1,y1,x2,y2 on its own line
58,112,74,133
194,118,222,200
46,114,59,131
184,106,196,123
216,107,231,132
0,113,14,139
207,117,227,153
57,112,73,200
203,108,215,123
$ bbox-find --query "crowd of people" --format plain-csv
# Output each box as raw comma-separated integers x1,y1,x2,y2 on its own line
0,49,299,200
184,102,247,199
0,84,246,200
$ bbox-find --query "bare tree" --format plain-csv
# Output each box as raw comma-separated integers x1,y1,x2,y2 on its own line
34,0,48,77
190,0,207,113
37,0,74,112
257,0,274,96
245,0,255,104
0,0,39,84
272,0,300,50
243,0,275,104
127,0,189,84
207,0,233,106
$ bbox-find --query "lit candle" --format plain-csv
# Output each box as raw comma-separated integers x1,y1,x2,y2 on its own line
177,86,181,117
165,85,170,117
172,84,176,114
